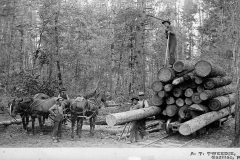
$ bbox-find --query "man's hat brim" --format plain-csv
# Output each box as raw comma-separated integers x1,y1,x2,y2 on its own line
131,97,139,101
162,20,171,25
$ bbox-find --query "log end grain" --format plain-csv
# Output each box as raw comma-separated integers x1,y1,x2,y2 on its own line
209,99,221,111
203,80,214,89
195,60,212,77
179,123,191,136
173,60,185,72
200,91,209,100
106,115,117,126
166,105,178,117
151,95,163,106
158,68,175,83
176,98,184,107
151,81,163,92
192,93,202,104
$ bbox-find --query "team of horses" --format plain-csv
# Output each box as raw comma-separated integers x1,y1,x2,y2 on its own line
9,93,103,138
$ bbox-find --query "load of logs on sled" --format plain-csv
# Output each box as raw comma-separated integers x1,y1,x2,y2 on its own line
150,59,235,135
106,59,235,136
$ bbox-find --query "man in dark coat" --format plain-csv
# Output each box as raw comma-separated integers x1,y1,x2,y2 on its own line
162,20,177,67
58,88,69,100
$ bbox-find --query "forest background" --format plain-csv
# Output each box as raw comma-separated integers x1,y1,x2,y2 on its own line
0,0,239,103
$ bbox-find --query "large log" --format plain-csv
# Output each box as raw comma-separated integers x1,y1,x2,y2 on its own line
209,93,236,111
192,93,202,104
176,98,185,107
195,60,226,78
164,84,174,92
166,96,175,105
106,106,162,126
165,105,178,117
150,94,163,106
179,105,235,136
173,60,195,73
184,88,194,97
203,76,232,90
151,81,164,92
200,85,236,100
173,88,183,97
158,67,175,83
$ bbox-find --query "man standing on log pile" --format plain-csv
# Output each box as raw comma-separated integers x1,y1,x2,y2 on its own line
162,20,177,67
127,94,149,144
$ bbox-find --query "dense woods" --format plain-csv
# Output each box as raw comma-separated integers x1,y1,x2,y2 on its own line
1,0,240,146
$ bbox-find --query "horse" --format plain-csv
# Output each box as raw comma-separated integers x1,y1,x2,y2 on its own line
11,97,58,135
9,98,30,133
65,96,102,139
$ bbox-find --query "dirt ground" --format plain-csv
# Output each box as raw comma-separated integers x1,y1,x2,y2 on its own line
0,106,235,148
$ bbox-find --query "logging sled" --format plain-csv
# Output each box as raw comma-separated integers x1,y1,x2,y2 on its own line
106,60,235,137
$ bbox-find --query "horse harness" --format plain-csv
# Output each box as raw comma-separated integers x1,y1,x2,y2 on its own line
69,97,97,120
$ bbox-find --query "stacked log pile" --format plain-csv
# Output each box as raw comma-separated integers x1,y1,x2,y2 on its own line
150,60,235,135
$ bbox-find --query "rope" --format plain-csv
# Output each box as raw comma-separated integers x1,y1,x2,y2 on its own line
164,32,170,67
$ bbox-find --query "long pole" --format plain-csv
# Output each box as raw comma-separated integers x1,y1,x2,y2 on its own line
164,32,170,67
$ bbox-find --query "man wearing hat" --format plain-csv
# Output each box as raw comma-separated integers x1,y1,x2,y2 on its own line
138,91,149,140
127,95,141,143
58,88,69,100
162,20,177,67
49,97,65,143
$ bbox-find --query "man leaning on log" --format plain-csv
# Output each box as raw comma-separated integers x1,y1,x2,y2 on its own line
127,93,149,144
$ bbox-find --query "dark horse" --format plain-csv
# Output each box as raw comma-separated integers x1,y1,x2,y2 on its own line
66,96,102,139
9,98,30,133
11,97,58,135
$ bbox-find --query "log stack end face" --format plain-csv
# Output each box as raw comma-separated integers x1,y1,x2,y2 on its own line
158,68,175,83
173,60,185,72
106,115,117,126
195,60,212,77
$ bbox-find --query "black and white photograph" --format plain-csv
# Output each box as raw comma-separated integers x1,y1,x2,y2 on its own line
0,0,240,159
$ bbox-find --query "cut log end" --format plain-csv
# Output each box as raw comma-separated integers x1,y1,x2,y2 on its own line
152,81,163,92
151,95,163,106
203,80,214,89
192,93,202,104
200,91,209,100
195,60,212,77
158,68,175,83
179,124,191,136
209,100,221,111
106,115,117,126
173,61,184,72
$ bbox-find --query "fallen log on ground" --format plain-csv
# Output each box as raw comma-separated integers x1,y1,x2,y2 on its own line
106,106,162,126
0,119,23,126
179,105,235,136
195,60,226,78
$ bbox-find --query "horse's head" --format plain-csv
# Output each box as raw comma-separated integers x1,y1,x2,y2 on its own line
10,97,33,118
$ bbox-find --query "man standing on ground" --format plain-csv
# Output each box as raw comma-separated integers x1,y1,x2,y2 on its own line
49,97,65,143
138,91,149,140
162,20,177,67
127,95,141,144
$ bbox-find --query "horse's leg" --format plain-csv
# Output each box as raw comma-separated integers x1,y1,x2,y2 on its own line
76,117,83,138
71,116,75,139
38,116,43,136
30,117,35,135
22,116,27,134
25,115,29,133
90,116,96,136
